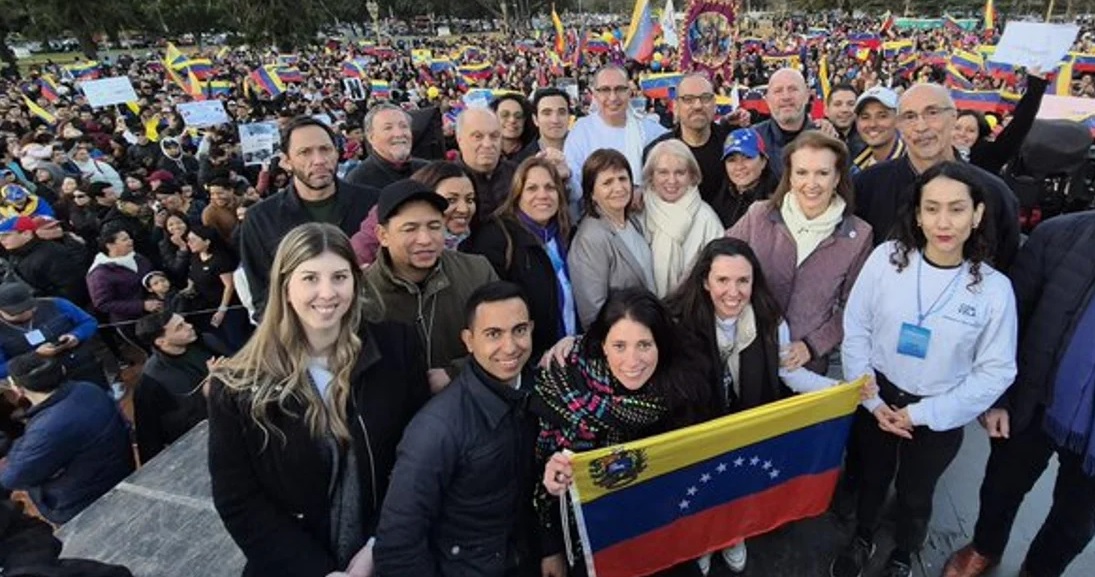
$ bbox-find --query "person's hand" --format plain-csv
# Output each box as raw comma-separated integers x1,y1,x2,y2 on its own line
427,368,451,394
144,299,164,312
979,408,1010,439
543,450,575,497
541,553,568,577
344,540,375,577
537,148,570,181
872,404,913,439
539,336,576,369
891,407,914,432
780,340,811,371
727,108,752,127
171,233,188,250
35,342,62,357
55,334,78,350
858,374,879,401
815,118,839,139
211,309,226,327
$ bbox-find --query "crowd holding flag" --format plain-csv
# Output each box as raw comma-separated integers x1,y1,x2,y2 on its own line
623,0,661,63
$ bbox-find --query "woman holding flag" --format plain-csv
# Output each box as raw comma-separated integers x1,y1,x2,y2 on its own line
832,161,1018,577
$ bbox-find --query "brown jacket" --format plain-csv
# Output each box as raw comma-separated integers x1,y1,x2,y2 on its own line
728,201,872,372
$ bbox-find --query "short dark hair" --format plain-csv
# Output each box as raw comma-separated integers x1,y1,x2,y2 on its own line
98,222,130,254
8,352,64,393
135,310,173,348
280,116,339,155
207,177,234,190
532,87,571,113
827,83,859,103
463,281,528,329
581,148,633,219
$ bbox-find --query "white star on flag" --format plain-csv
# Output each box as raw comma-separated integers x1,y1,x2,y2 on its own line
762,460,772,470
679,499,690,510
734,457,744,467
687,486,698,496
716,463,727,473
750,456,760,466
700,473,712,483
770,469,780,479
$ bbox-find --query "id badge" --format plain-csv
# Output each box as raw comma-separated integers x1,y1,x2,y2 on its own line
24,329,45,346
897,322,931,359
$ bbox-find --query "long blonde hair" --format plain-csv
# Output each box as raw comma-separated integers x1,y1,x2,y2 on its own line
210,223,364,447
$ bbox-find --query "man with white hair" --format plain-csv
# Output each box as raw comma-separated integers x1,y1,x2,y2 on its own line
852,83,1019,271
564,64,668,217
346,103,428,190
455,107,516,218
750,67,836,178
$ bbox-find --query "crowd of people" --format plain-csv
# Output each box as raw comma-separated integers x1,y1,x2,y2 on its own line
0,7,1093,577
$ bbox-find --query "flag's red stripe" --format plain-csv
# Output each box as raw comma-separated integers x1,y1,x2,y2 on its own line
590,469,840,577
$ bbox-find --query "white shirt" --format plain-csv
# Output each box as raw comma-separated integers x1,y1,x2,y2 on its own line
307,359,335,399
842,241,1018,431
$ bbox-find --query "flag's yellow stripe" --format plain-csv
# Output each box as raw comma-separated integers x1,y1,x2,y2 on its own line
572,379,864,502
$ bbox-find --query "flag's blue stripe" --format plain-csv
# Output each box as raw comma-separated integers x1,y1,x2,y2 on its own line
580,414,852,553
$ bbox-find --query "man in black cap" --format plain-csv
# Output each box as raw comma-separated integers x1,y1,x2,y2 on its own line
101,188,159,267
363,179,496,388
240,116,379,317
0,282,106,388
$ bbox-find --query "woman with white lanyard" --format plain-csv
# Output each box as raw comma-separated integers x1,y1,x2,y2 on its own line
830,161,1018,577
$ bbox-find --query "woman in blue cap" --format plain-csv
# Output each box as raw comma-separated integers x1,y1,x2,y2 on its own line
715,127,777,228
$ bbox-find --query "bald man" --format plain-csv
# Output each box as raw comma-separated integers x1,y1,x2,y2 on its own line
852,83,1020,270
748,68,837,179
455,107,516,218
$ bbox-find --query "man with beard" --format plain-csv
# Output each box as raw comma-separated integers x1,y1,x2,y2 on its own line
751,68,837,179
851,86,906,173
853,84,1019,270
347,103,428,190
826,83,861,147
239,116,379,317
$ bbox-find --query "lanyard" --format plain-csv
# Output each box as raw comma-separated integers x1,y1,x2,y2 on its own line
916,254,965,326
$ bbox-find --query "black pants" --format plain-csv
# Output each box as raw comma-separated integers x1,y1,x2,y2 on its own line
972,416,1095,577
854,375,964,553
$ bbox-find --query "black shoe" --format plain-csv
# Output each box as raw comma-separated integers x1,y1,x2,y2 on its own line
830,537,876,577
880,557,912,577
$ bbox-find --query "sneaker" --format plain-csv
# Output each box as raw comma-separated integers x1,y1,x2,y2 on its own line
721,541,747,573
830,537,876,577
697,553,712,576
880,558,912,577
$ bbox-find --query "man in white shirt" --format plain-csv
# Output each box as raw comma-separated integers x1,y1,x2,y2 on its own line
564,64,667,218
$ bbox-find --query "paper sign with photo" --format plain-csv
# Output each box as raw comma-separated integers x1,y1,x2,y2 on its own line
177,100,231,128
990,22,1080,72
238,122,281,166
80,77,139,108
343,78,367,101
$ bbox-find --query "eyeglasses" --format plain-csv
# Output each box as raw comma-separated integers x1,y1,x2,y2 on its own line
897,106,955,125
678,93,715,105
498,111,525,121
594,86,631,96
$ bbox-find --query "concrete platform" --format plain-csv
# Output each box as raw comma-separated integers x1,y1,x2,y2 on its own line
54,420,1095,577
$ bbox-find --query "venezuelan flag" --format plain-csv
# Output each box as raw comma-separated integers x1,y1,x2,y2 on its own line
182,58,214,80
944,14,963,34
623,0,660,63
165,43,188,69
945,65,975,90
429,59,456,74
740,38,764,53
37,76,59,103
411,49,432,65
846,32,882,50
65,62,100,81
570,381,863,577
22,95,56,126
819,58,831,101
586,39,611,53
984,59,1017,83
457,62,493,82
714,93,739,118
894,54,918,79
738,88,769,115
984,0,996,30
950,50,984,77
342,60,366,78
249,66,286,97
276,66,304,84
370,80,391,99
552,4,566,55
639,72,682,100
208,80,233,98
1056,59,1074,96
1070,53,1095,74
950,89,1005,113
882,40,914,59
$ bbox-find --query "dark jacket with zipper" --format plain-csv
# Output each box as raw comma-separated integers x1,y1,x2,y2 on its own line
374,361,541,577
207,321,430,577
1000,211,1095,433
345,154,429,190
239,179,379,317
461,217,576,361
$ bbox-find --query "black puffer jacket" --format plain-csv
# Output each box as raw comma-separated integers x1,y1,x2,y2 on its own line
1002,211,1095,432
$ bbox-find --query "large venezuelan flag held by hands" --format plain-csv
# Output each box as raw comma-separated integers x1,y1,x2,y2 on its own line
569,380,864,577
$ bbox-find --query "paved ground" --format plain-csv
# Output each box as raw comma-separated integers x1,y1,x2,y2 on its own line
56,420,1095,577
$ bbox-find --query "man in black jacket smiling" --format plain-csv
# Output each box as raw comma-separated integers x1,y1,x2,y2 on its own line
239,116,379,317
375,281,545,577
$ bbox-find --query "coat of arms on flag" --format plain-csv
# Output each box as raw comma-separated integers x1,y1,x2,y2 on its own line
568,379,865,577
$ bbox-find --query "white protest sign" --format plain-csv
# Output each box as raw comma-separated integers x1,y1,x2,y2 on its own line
343,78,366,101
989,22,1080,72
1037,94,1095,120
177,100,231,128
463,89,493,109
79,76,138,108
238,122,281,166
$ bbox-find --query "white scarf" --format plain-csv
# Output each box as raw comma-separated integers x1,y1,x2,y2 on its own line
644,185,703,297
780,194,846,266
88,252,139,276
621,111,646,186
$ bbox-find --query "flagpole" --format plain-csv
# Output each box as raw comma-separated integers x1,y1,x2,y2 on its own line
1046,0,1056,21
